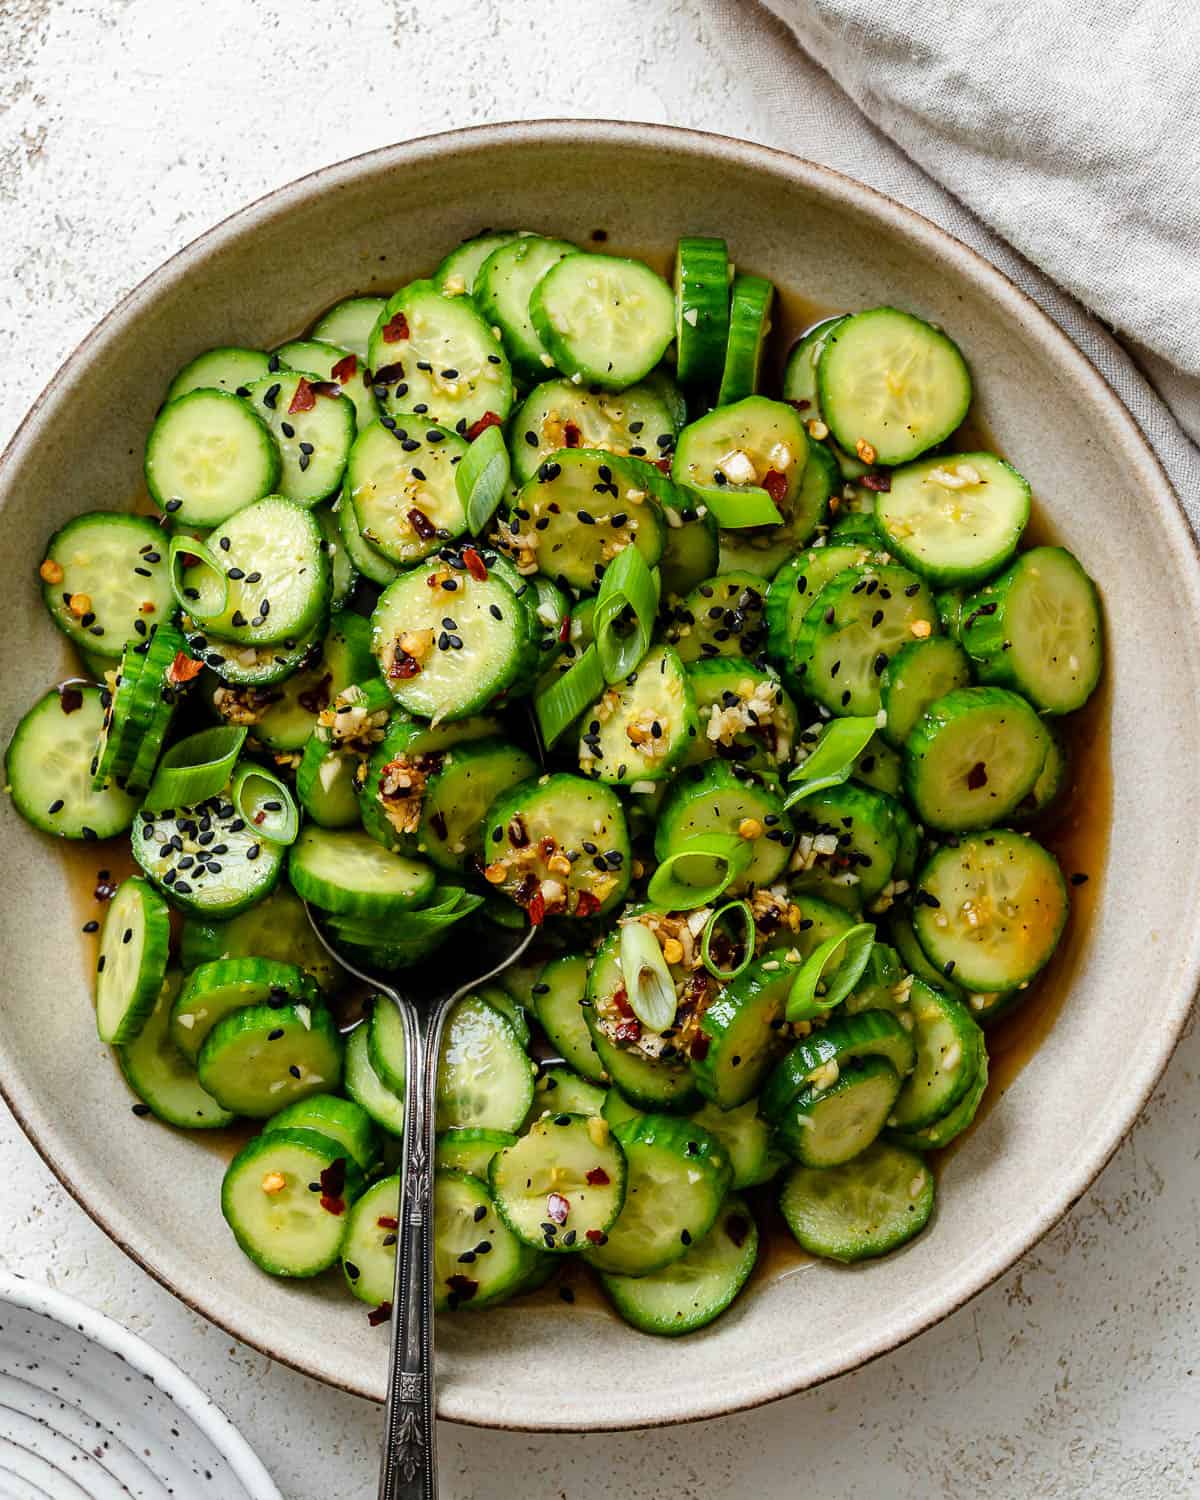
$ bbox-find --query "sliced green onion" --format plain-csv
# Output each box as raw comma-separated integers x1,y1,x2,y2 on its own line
534,643,605,748
784,716,878,806
231,762,299,845
619,920,677,1033
141,725,246,813
594,546,659,684
786,922,876,1022
456,424,511,536
646,833,752,910
686,484,783,530
169,535,229,621
701,900,756,981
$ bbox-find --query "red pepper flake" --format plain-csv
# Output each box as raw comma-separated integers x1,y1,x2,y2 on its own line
537,835,557,862
615,1017,642,1044
527,888,546,926
586,1167,610,1186
320,1158,347,1198
465,411,502,442
57,685,84,715
558,614,570,644
859,472,891,493
462,546,488,581
311,381,341,399
585,1229,607,1246
689,1033,710,1062
373,361,405,385
785,398,811,412
367,1301,392,1327
763,469,788,505
253,809,267,825
288,377,317,414
446,1274,479,1302
376,1216,399,1231
166,652,204,686
573,889,600,919
612,987,633,1018
331,353,358,384
725,1213,750,1249
297,672,333,714
508,816,530,848
654,457,672,474
407,508,436,542
94,877,118,902
966,761,988,790
381,311,410,343
563,421,582,449
546,1192,570,1225
389,650,422,680
320,1195,346,1216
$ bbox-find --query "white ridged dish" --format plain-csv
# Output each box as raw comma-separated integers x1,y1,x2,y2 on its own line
0,1271,280,1499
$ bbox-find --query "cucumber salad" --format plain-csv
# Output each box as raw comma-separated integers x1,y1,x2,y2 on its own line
6,229,1103,1339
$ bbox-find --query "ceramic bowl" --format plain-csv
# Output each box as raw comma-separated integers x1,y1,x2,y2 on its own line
1,121,1198,1432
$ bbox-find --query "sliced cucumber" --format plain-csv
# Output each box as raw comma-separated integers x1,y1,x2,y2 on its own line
656,762,791,892
311,297,387,361
509,377,679,485
335,487,400,588
244,371,355,507
368,996,406,1095
685,659,799,772
776,1055,901,1166
530,253,675,390
434,230,523,296
781,315,848,411
475,236,577,383
532,953,608,1085
674,396,808,518
889,981,987,1131
437,991,534,1133
674,236,731,388
489,1112,627,1252
187,615,325,690
264,1092,378,1170
179,884,345,996
892,1048,988,1151
717,274,774,405
340,1173,401,1305
789,780,903,906
276,339,379,432
880,635,972,750
762,1010,916,1123
578,645,698,785
665,571,769,665
145,389,280,526
691,949,805,1108
118,972,235,1129
875,453,1030,585
344,1024,405,1137
132,791,284,917
288,827,435,917
198,1002,342,1117
528,1065,607,1123
417,738,536,872
779,1140,934,1262
435,1127,518,1178
296,735,361,829
347,418,468,565
719,444,838,580
659,508,720,598
95,876,171,1044
165,346,271,401
764,540,880,669
40,512,176,660
170,956,321,1062
434,1168,534,1311
689,1098,771,1190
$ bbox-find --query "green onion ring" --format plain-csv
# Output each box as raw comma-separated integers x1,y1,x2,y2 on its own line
456,423,511,536
594,545,659,684
687,484,783,530
646,833,753,910
141,725,247,813
784,716,878,806
168,534,229,622
785,923,876,1022
231,762,299,845
534,643,605,748
701,899,756,981
619,920,677,1032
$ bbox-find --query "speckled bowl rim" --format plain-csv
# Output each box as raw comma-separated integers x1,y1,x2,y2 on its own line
2,120,1198,1431
0,1268,282,1496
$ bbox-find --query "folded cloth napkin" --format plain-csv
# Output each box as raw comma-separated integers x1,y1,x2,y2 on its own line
712,0,1200,508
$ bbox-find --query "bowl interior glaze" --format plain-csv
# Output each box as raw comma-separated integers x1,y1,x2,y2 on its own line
2,122,1198,1431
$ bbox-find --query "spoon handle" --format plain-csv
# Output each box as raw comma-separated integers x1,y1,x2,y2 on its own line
377,994,443,1500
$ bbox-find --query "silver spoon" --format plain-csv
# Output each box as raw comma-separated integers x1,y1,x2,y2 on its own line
305,904,538,1500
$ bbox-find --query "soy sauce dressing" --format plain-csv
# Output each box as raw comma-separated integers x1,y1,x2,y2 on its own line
58,259,1108,1300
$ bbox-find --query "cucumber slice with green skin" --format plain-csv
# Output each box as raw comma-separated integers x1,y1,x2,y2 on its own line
264,1092,378,1170
782,315,848,410
435,1168,536,1311
335,488,400,588
40,512,176,661
165,346,272,402
598,1194,757,1337
1012,721,1069,824
585,1114,732,1276
368,998,406,1095
880,636,973,750
889,907,963,993
528,1065,607,1123
577,645,698,785
344,1024,405,1136
92,646,144,787
912,829,1068,991
145,389,282,527
340,1173,401,1305
437,991,535,1133
368,278,514,432
850,736,904,798
187,615,325,689
504,449,666,595
764,540,880,668
960,545,1103,715
792,562,939,717
183,496,329,648
691,950,805,1108
170,957,321,1061
789,780,902,905
532,954,608,1085
132,792,284,917
892,1047,989,1150
315,501,358,609
475,236,577,383
198,1002,343,1117
665,571,770,666
118,972,235,1129
434,231,524,297
6,685,139,840
903,686,1049,833
875,453,1030,586
843,941,909,1017
936,587,967,640
583,931,701,1114
689,1099,771,1190
347,418,468,565
776,1055,901,1166
275,339,379,432
243,372,355,508
371,553,537,720
656,762,792,892
674,236,731,388
435,1127,518,1177
673,394,809,521
473,983,531,1049
296,736,361,829
817,307,973,466
779,1141,933,1263
483,773,631,920
417,738,537,872
717,274,774,406
95,877,171,1045
123,621,190,795
358,710,500,852
660,508,720,598
684,659,798,771
601,1087,644,1129
180,885,346,995
489,1112,627,1252
221,1127,363,1277
530,253,675,390
762,1011,916,1124
288,827,435,917
311,297,387,362
719,443,839,581
509,378,679,485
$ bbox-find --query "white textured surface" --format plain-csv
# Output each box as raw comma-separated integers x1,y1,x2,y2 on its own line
1,2,1197,1496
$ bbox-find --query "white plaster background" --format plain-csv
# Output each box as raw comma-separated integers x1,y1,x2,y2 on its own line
1,1,1197,1495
